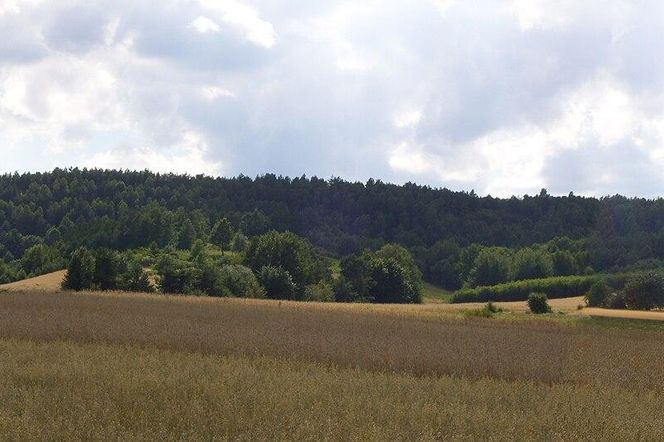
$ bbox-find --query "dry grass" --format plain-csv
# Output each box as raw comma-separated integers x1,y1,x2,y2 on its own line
0,270,65,291
583,307,664,321
1,338,663,441
2,289,664,390
2,285,664,438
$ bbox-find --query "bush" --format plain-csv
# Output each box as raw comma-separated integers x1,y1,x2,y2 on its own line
302,281,335,302
623,271,664,310
585,280,610,307
156,254,202,295
469,248,511,287
369,258,421,304
258,266,296,300
93,248,119,291
217,265,265,298
62,247,95,291
512,248,554,281
245,231,317,290
118,257,153,293
604,292,627,310
464,302,502,318
528,293,551,314
451,274,632,303
21,244,64,277
332,276,364,303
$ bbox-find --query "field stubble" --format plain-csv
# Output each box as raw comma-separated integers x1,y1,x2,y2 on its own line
2,289,664,439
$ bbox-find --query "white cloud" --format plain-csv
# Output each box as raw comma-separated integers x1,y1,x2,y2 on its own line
191,16,220,34
198,0,276,48
85,131,222,176
2,0,664,197
394,109,422,129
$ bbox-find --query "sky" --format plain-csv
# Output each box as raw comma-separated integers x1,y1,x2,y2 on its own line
1,0,664,197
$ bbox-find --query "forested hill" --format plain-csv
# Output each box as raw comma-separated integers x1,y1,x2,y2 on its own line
2,168,664,288
1,168,599,251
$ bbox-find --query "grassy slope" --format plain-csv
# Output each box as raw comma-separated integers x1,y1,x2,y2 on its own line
421,282,453,303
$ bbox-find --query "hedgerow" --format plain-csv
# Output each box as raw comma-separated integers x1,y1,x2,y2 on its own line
451,273,633,303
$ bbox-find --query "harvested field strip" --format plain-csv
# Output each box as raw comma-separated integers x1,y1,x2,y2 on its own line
2,290,664,391
583,308,664,321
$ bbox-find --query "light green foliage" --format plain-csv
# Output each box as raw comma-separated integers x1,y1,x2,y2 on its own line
216,265,265,298
512,248,554,281
303,281,335,302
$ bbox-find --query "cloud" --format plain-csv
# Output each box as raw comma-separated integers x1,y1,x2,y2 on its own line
2,0,664,197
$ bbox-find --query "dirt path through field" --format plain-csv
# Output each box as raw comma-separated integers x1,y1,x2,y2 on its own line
582,308,664,321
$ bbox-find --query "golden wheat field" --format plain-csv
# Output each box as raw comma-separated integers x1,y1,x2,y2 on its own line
0,287,664,440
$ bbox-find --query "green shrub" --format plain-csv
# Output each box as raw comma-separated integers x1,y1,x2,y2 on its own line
527,293,551,314
585,280,610,307
451,274,632,303
464,302,502,318
258,266,297,300
623,272,664,310
604,292,627,310
302,281,335,302
217,265,265,299
62,247,96,291
117,257,153,293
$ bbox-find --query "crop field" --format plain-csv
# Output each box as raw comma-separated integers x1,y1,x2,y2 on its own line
1,287,664,439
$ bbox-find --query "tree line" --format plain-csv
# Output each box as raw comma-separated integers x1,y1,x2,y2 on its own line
61,231,423,304
4,168,664,291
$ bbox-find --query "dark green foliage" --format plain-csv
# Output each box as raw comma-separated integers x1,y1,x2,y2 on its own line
230,232,249,253
528,293,551,314
585,280,610,307
336,245,423,304
93,248,119,291
216,264,265,298
368,258,421,304
340,255,371,298
302,281,335,302
0,260,22,285
62,247,95,291
604,292,627,309
240,210,270,236
258,266,296,300
156,254,202,295
623,272,664,310
552,250,578,276
20,244,64,277
211,218,234,254
245,231,317,290
452,274,633,303
512,248,553,281
177,219,196,250
469,248,511,287
333,276,361,303
3,169,664,292
117,257,153,293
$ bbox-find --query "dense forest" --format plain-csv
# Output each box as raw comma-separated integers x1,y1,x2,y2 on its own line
2,168,664,300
